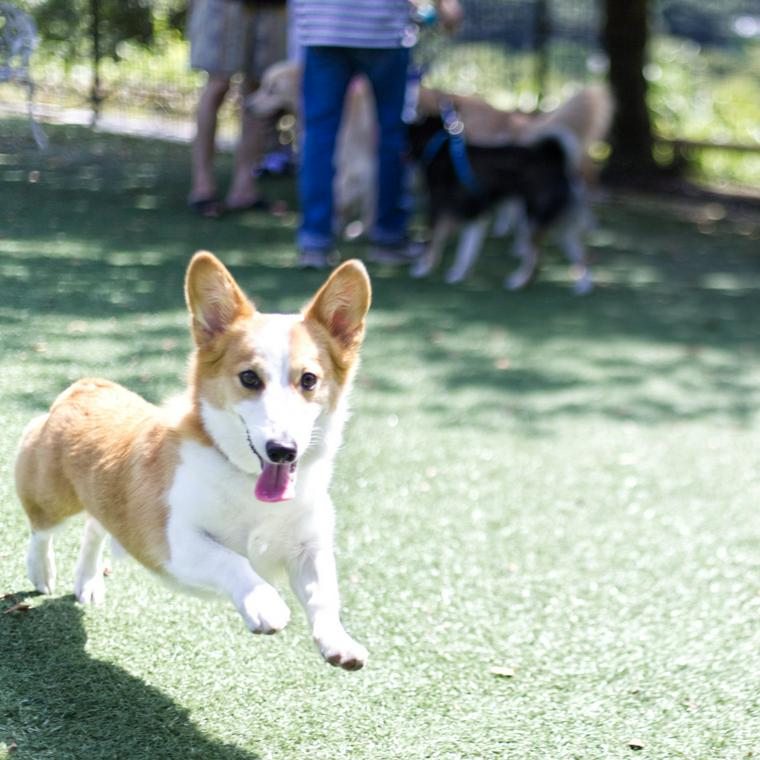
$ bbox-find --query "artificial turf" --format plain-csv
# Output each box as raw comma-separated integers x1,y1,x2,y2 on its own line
1,120,759,759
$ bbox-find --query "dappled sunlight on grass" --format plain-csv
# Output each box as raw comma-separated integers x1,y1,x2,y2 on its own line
1,120,759,760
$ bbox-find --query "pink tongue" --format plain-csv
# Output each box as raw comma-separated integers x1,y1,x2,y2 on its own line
255,462,295,502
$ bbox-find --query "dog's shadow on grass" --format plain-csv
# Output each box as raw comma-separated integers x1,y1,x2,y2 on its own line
0,594,259,760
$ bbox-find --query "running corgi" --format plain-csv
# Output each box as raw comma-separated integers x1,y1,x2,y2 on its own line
15,252,371,670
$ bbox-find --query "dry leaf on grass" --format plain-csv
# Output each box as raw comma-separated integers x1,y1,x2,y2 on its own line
3,602,31,614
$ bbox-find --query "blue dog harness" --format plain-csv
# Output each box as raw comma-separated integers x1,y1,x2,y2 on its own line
420,102,482,195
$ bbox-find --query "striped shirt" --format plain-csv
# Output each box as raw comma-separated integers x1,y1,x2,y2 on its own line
293,0,416,48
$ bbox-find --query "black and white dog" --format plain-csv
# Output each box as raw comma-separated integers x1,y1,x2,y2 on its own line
407,106,594,294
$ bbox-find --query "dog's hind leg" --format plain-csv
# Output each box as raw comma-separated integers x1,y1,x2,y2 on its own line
74,516,109,604
504,220,540,290
492,199,520,239
16,413,75,595
559,219,593,295
411,215,454,278
446,217,489,283
27,528,57,595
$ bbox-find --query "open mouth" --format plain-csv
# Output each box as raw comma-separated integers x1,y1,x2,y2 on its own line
243,422,297,503
255,460,297,503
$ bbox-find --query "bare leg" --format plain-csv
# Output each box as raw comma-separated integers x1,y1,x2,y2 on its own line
74,516,109,604
446,217,489,283
190,74,231,203
289,543,367,670
226,79,267,209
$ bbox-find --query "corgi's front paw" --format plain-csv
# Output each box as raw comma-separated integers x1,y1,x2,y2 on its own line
240,585,291,635
316,630,368,671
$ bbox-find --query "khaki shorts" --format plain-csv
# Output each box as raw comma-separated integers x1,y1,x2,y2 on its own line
188,0,287,82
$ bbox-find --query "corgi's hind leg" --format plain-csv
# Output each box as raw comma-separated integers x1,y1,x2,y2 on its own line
74,516,109,604
27,528,57,595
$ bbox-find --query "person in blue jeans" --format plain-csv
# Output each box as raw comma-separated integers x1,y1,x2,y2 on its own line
292,0,462,268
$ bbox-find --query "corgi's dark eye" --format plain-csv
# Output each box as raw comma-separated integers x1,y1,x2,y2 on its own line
300,372,318,391
239,370,263,390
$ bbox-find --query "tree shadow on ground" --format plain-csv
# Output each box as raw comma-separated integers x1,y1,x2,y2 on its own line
0,594,259,760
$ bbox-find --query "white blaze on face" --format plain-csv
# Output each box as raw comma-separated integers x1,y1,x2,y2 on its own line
235,315,324,503
186,252,370,506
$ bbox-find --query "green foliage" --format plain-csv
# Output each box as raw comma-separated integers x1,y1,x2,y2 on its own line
647,36,760,187
24,0,154,62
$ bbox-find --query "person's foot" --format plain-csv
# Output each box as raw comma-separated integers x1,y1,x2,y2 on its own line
188,195,225,219
225,194,270,213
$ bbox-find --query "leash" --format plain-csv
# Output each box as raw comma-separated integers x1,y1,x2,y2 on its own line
420,101,482,195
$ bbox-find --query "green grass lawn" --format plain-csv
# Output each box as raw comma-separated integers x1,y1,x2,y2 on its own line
1,120,759,760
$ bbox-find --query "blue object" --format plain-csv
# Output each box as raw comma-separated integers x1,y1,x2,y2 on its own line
420,102,483,195
298,45,411,253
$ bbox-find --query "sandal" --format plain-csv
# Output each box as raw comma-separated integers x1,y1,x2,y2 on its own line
188,196,225,219
224,197,271,214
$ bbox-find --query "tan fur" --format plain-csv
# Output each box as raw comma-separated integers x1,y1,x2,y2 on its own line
303,260,371,387
527,86,613,155
14,379,202,571
15,252,371,577
418,85,614,180
418,86,533,145
247,61,377,233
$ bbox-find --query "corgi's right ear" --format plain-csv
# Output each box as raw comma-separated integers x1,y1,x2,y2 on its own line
185,251,254,345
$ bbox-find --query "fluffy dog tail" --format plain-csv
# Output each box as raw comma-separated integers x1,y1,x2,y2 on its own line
529,86,614,154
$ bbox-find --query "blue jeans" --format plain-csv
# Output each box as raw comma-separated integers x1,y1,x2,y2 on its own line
298,45,411,253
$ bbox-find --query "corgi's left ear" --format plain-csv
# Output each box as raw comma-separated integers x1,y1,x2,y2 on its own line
304,260,372,352
185,251,254,345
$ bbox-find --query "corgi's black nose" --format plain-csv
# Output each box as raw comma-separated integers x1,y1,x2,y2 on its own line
266,439,297,464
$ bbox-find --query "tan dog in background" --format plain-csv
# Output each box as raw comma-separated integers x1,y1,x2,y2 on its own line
248,61,377,237
417,85,613,180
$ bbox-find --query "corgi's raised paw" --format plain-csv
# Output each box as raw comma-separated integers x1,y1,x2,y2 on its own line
316,630,368,671
240,585,291,635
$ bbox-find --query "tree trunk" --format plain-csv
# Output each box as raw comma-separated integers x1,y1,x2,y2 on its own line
601,0,658,180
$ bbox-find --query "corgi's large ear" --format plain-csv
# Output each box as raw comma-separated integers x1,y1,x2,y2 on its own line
185,251,254,345
304,260,371,356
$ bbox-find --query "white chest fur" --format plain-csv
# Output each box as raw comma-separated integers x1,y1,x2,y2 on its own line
165,439,336,583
